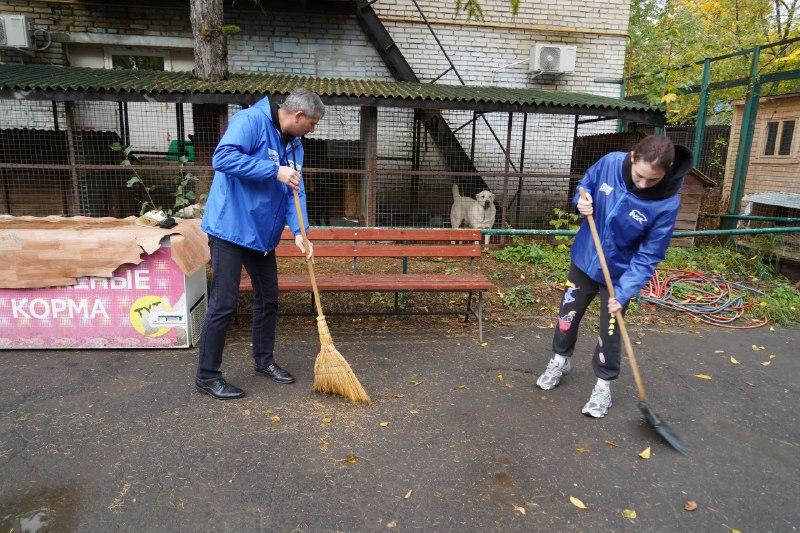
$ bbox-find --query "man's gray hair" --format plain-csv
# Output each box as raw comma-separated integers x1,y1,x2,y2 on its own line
281,88,325,120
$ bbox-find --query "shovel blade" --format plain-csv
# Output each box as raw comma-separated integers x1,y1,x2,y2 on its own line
638,402,690,456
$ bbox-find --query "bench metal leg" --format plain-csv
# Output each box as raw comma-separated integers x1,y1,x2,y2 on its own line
475,291,485,342
464,291,473,323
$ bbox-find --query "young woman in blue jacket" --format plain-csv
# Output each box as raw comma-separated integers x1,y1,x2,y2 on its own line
536,135,692,417
195,88,323,400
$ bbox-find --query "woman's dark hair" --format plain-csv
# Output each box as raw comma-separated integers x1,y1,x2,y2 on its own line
631,135,675,172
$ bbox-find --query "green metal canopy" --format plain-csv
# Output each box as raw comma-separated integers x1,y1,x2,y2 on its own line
0,63,663,123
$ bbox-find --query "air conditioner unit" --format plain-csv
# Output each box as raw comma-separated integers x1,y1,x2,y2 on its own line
0,14,29,48
530,44,576,74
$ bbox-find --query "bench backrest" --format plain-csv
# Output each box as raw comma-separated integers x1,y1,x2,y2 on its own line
276,228,482,258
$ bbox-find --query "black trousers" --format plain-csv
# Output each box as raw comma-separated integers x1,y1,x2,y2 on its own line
551,262,629,381
196,235,279,380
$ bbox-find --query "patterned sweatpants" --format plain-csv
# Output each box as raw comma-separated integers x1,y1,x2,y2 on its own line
551,262,629,381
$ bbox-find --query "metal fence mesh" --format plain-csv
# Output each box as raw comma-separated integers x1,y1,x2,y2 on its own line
0,97,651,230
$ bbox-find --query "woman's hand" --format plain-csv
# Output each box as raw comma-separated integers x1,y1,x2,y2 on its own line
607,297,621,315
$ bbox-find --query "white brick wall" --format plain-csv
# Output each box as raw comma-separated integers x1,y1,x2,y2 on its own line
373,0,630,33
226,11,390,79
1,1,628,187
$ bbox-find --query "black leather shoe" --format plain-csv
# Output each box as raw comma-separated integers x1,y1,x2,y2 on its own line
255,363,296,384
195,377,246,400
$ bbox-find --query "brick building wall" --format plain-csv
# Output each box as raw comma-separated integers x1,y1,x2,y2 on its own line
723,94,800,204
1,0,629,96
1,0,632,220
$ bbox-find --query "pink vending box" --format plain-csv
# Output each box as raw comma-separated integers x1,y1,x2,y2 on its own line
0,241,207,349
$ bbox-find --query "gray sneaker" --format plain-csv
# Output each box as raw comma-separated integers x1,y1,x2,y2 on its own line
581,384,612,418
536,356,572,390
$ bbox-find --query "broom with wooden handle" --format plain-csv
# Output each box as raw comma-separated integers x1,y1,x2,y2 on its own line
579,187,688,455
291,187,371,404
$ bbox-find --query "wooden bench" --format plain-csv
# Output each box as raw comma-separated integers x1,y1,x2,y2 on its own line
239,228,496,341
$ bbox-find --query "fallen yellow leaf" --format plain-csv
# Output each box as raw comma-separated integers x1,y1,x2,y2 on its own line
760,361,771,366
714,349,725,354
621,509,637,520
731,529,742,533
575,447,590,453
380,421,389,428
345,453,359,464
694,374,713,380
604,440,620,448
769,354,776,359
570,496,587,510
752,344,765,351
454,384,467,390
404,489,413,499
639,446,651,459
683,500,697,511
513,504,526,515
319,436,330,449
408,380,422,386
409,409,420,415
270,415,281,424
497,373,505,382
730,357,740,365
322,416,332,424
480,342,488,347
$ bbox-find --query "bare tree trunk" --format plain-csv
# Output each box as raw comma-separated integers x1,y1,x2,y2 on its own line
190,0,228,81
774,0,784,37
189,0,228,194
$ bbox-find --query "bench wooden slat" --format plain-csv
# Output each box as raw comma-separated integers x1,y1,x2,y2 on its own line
274,244,481,258
240,273,495,292
280,228,482,241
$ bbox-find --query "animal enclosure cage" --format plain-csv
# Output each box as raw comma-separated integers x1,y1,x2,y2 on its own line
0,64,665,231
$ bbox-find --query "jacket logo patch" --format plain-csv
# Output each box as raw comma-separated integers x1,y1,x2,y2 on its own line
267,148,280,162
599,183,614,196
629,209,647,224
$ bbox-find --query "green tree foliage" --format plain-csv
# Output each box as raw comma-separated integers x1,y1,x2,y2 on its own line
627,0,800,124
455,0,519,20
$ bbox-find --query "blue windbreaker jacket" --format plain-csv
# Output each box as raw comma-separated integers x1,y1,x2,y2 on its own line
571,147,691,306
201,96,309,253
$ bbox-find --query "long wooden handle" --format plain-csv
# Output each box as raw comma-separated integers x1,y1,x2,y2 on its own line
292,187,324,318
578,187,648,402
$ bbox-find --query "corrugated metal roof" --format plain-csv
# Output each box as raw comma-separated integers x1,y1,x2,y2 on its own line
743,191,800,209
0,64,661,116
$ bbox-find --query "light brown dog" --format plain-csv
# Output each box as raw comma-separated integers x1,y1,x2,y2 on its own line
450,184,496,244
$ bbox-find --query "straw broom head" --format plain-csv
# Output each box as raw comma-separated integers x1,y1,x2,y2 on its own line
313,316,371,404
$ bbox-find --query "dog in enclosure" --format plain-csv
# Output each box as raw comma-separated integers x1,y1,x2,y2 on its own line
450,183,496,244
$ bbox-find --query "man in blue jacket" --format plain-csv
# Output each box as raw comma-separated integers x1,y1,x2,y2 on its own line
195,88,324,400
536,135,692,417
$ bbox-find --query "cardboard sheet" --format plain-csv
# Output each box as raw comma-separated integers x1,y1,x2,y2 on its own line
0,216,209,289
